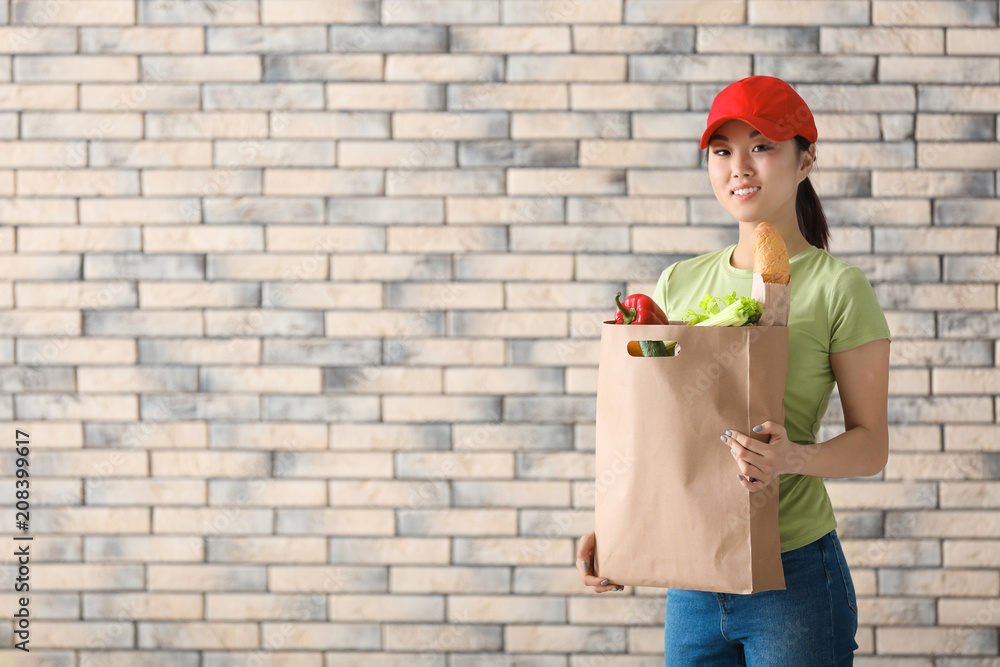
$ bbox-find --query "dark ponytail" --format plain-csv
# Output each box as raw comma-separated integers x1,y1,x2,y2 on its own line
794,135,829,252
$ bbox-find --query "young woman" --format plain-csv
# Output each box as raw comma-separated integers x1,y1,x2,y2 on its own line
576,76,892,666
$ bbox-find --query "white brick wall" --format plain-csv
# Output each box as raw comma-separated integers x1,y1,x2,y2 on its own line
0,0,997,663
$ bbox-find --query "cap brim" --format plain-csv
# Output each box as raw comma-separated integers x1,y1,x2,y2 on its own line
700,116,798,150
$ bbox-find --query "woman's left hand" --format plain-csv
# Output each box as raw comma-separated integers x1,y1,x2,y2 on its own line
721,421,794,492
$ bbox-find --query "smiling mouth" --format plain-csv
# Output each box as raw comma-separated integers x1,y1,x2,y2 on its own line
733,186,761,196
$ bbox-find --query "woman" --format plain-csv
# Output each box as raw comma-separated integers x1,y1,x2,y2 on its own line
576,76,891,666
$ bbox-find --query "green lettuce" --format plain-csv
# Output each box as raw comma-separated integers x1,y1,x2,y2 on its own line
682,291,763,327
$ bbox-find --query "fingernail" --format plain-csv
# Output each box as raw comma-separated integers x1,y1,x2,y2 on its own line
725,430,732,436
581,561,588,572
737,474,744,481
720,435,728,442
600,579,609,586
753,425,763,432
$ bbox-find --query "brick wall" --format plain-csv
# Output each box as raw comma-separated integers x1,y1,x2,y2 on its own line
0,0,998,664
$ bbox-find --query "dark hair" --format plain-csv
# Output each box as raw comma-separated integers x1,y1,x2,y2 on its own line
793,135,829,252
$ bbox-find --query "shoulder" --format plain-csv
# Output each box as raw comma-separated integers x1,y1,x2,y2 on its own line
797,248,873,291
657,246,733,283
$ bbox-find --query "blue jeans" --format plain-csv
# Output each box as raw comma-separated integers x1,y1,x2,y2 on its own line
664,530,858,666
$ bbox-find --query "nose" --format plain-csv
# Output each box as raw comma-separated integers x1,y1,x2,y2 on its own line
731,149,754,178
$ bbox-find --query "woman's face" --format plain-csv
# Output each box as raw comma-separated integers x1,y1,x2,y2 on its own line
706,119,813,225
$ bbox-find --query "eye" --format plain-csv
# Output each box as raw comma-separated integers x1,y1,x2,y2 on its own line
712,148,730,156
753,144,771,152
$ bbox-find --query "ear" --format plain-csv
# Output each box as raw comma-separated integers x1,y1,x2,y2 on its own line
798,143,815,183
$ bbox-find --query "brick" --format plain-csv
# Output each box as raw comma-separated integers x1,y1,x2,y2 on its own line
85,421,207,449
82,310,203,337
939,599,1000,627
263,282,382,310
881,56,1000,84
16,394,137,421
448,83,567,110
625,0,744,24
873,1,997,26
571,83,688,110
15,55,137,82
268,565,386,593
146,112,269,138
205,654,321,667
387,279,501,309
511,111,628,139
205,196,324,223
454,253,573,280
84,535,203,563
260,622,381,650
448,310,568,338
398,509,517,536
875,228,997,254
83,654,199,667
326,310,443,338
509,55,625,82
208,479,326,507
260,0,377,23
873,171,994,198
750,1,868,25
507,625,625,653
153,508,273,536
329,83,445,110
12,0,135,25
86,480,207,507
262,340,373,370
942,483,1000,509
30,622,135,649
0,309,80,336
517,452,593,479
879,284,995,311
22,112,144,139
890,340,992,368
263,169,382,196
273,452,392,479
18,226,140,254
386,54,503,83
944,425,1000,452
331,480,449,508
205,310,323,336
919,142,1000,170
0,198,76,224
0,27,76,53
207,253,329,280
937,200,1000,226
821,28,944,55
142,225,263,253
90,140,211,167
632,226,735,254
701,27,818,54
207,536,328,562
513,565,597,595
328,197,441,224
83,593,202,620
140,394,260,421
876,627,997,655
204,84,325,110
78,366,197,394
138,338,259,367
138,622,259,650
919,85,1000,113
452,26,569,53
581,139,698,167
917,114,996,141
827,481,937,510
384,623,503,652
395,451,513,478
449,596,565,624
329,25,447,52
628,168,716,196
948,28,1000,55
137,281,258,309
143,55,261,82
382,338,506,366
20,168,139,196
841,539,941,568
277,509,395,536
386,226,505,253
333,254,450,281
264,54,383,81
886,453,1000,480
508,168,624,196
573,25,693,53
444,368,562,395
453,481,570,507
328,537,449,565
138,0,260,24
935,369,1000,395
263,394,380,422
857,597,937,626
0,84,76,110
339,139,454,168
447,196,563,223
757,54,876,83
944,540,1000,568
387,168,504,196
147,565,267,592
269,111,387,142
206,593,326,621
31,564,144,591
887,511,1000,539
207,27,327,53
393,111,508,140
81,27,206,53
887,368,930,396
326,594,443,623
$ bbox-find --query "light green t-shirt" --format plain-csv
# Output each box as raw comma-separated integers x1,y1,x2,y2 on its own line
652,243,892,552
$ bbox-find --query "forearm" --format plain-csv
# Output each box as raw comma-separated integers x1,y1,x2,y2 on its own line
784,425,888,479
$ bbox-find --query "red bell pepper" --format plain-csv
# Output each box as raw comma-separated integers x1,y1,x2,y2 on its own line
613,292,675,356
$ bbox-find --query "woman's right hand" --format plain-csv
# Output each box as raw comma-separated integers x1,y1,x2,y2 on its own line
576,530,624,592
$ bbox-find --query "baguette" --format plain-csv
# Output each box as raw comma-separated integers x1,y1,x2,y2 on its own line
752,222,790,285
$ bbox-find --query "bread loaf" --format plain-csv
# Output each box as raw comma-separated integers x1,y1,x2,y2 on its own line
752,222,790,285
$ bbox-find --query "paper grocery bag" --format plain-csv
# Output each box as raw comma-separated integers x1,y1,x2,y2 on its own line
593,321,788,594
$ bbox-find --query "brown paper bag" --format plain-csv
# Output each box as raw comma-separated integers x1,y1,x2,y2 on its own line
751,274,791,327
593,321,788,593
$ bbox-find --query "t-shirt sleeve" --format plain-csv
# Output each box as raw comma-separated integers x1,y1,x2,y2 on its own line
652,263,675,315
829,265,892,354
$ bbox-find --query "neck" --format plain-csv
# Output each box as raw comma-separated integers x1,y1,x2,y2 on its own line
729,220,811,271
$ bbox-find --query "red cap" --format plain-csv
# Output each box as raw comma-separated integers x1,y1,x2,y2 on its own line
700,76,817,150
